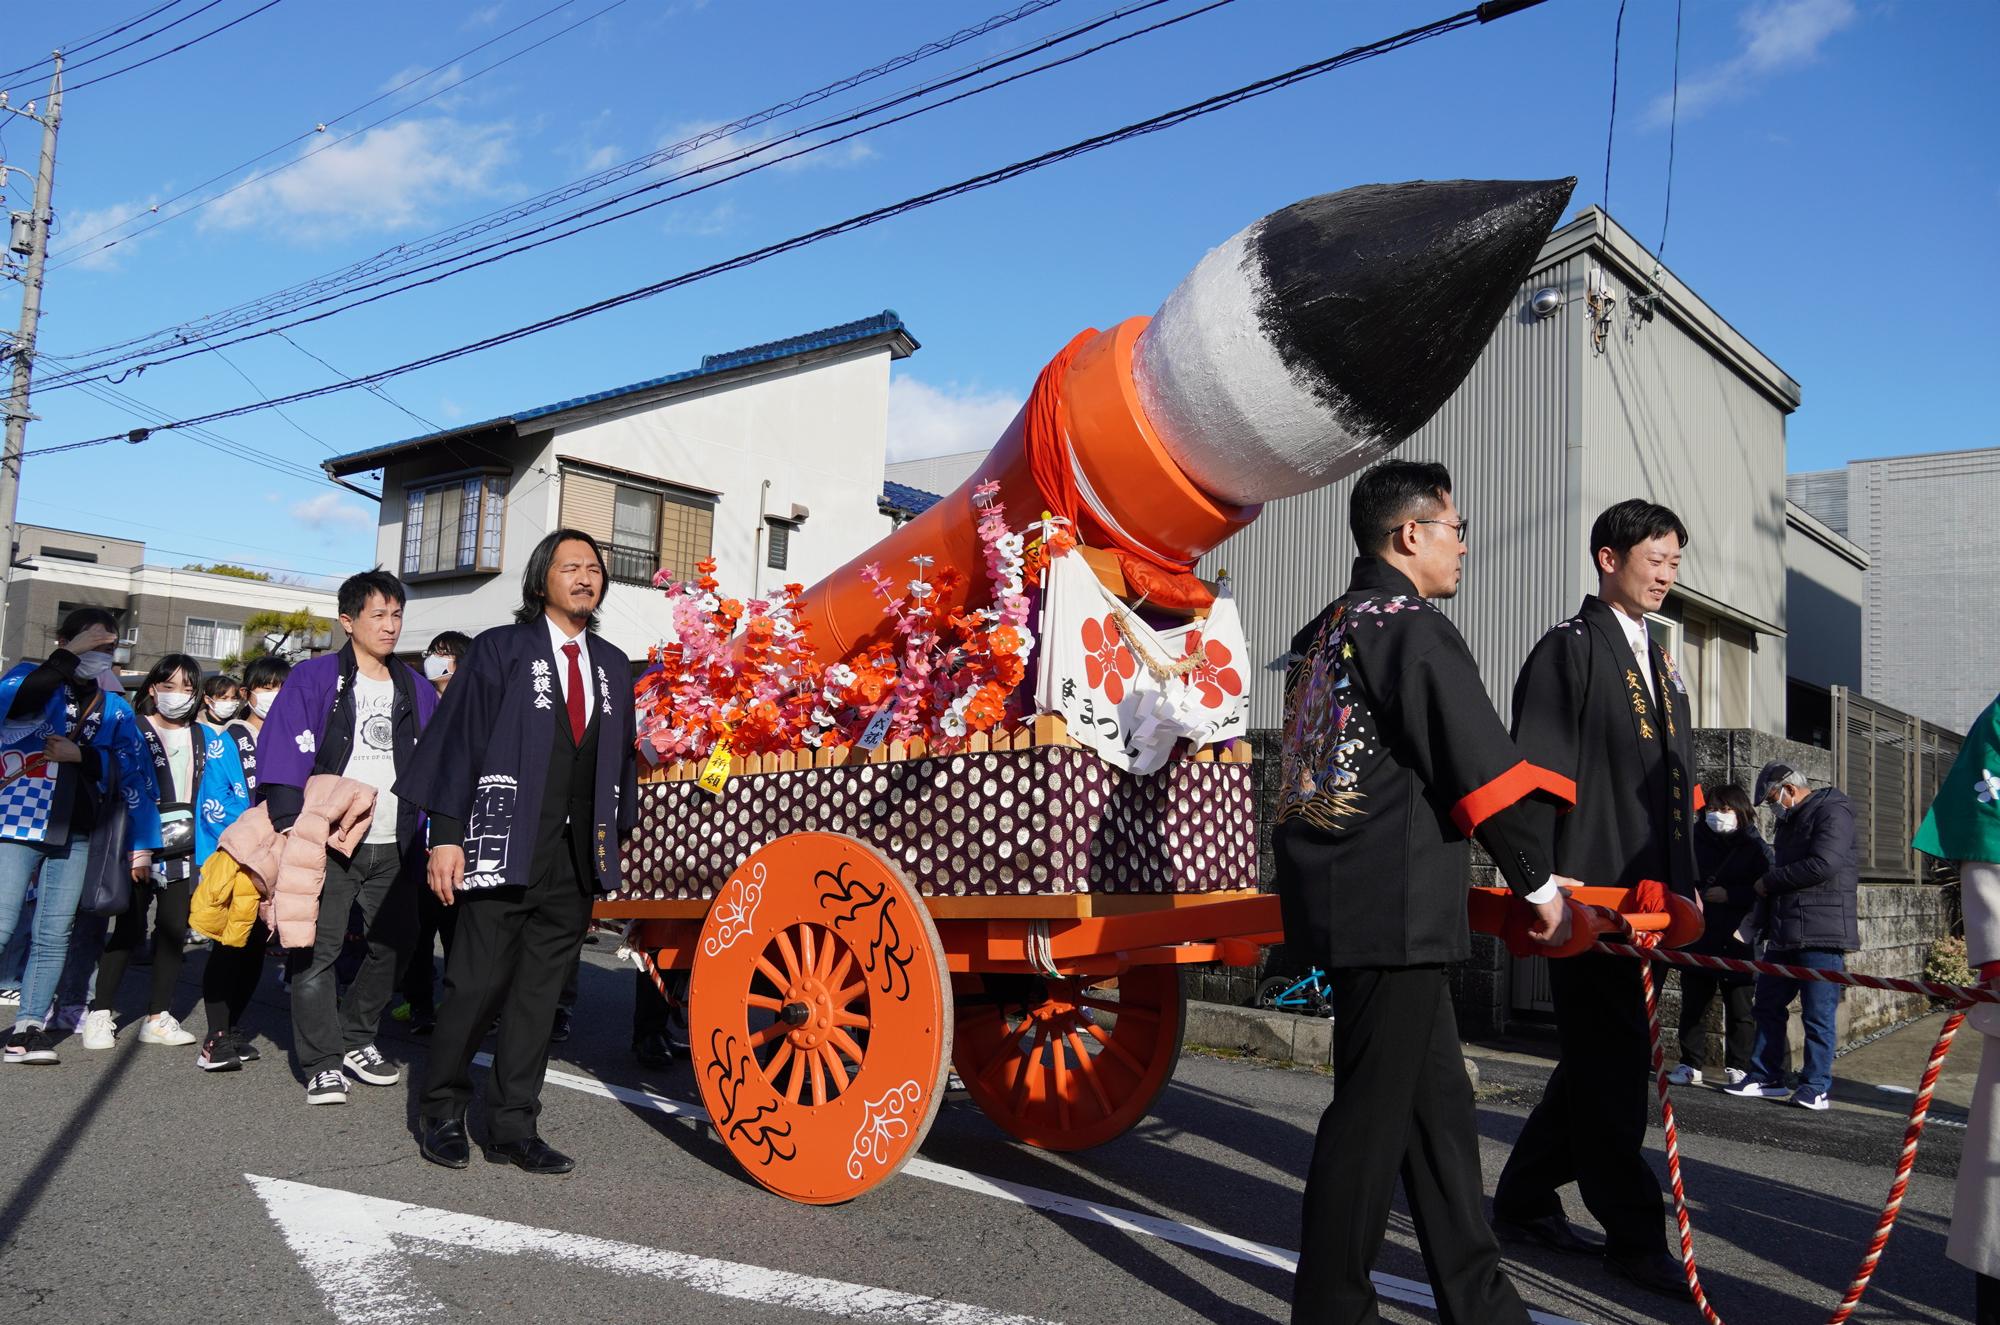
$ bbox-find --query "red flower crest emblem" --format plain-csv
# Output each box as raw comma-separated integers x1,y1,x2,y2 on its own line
1081,614,1138,703
1182,632,1244,708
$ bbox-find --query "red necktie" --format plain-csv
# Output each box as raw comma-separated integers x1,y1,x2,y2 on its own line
562,641,586,744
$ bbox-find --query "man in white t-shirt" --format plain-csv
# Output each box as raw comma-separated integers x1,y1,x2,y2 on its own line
256,571,440,1107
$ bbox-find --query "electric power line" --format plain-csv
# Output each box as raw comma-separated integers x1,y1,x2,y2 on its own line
38,0,1218,391
1659,0,1682,256
25,0,292,101
276,332,438,433
46,0,1070,343
44,0,617,267
1602,0,1627,213
22,0,1544,464
0,0,201,85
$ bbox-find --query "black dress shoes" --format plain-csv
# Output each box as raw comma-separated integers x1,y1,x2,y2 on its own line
1494,1213,1606,1256
550,1008,573,1043
418,1116,470,1169
632,1032,675,1069
484,1135,575,1174
1605,1249,1695,1300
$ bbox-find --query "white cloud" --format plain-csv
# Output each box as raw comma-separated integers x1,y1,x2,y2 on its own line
581,143,621,172
1650,0,1857,124
887,377,1022,463
202,118,513,240
659,119,878,182
661,199,738,238
53,198,165,272
290,491,374,532
463,3,503,27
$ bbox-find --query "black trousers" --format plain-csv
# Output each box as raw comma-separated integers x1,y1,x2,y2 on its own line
94,874,192,1017
201,918,269,1035
1675,966,1754,1073
1494,952,1668,1257
400,886,458,1020
420,840,590,1144
1978,1271,2000,1325
1293,967,1528,1325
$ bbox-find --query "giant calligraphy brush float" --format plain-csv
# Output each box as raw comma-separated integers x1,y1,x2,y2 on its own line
594,177,1581,1203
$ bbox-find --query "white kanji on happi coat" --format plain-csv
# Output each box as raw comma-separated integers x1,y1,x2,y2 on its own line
1034,549,1248,775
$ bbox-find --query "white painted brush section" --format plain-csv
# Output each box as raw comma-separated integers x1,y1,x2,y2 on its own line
1133,225,1381,508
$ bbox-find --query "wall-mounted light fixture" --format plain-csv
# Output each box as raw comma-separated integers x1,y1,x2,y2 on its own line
1529,287,1563,319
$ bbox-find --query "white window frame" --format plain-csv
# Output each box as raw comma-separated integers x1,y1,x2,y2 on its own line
184,617,243,659
401,470,509,580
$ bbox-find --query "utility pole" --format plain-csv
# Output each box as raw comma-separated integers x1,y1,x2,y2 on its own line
0,53,63,666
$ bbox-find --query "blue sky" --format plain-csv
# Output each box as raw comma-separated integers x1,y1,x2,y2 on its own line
2,0,1991,584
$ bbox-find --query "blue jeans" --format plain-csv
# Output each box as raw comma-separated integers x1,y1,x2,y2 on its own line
1749,947,1845,1096
0,838,91,1031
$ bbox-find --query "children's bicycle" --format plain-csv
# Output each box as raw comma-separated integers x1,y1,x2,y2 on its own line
1255,968,1335,1019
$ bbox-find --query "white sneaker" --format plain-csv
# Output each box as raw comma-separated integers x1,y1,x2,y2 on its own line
1664,1063,1702,1087
1791,1087,1831,1112
342,1044,401,1086
138,1012,196,1046
1722,1067,1748,1087
81,1008,117,1050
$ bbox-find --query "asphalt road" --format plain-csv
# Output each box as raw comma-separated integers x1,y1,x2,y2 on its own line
0,946,1976,1325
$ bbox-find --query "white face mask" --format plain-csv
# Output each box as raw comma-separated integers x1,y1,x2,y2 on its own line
251,691,278,719
1704,810,1737,834
73,652,116,681
155,692,197,721
209,699,242,720
423,654,454,681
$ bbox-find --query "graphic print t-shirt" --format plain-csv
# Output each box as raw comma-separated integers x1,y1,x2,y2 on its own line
346,673,399,845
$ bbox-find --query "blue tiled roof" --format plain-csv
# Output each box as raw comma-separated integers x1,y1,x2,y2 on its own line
880,480,944,516
325,310,916,475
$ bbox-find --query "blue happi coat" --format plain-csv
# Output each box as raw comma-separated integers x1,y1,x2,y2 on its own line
0,662,162,851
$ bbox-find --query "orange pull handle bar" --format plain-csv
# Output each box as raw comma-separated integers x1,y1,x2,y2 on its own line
1467,883,1703,960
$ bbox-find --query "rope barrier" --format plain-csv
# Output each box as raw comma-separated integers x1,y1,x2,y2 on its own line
1602,933,1979,1323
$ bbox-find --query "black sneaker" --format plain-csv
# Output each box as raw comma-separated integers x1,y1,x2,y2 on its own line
306,1069,349,1105
5,1028,59,1065
197,1029,243,1072
230,1031,262,1063
550,1007,573,1043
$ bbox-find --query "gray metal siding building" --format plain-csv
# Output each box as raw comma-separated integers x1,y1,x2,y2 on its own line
1200,207,1800,732
1793,446,2000,734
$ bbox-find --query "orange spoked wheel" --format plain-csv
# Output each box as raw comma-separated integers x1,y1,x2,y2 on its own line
689,832,951,1204
951,964,1185,1152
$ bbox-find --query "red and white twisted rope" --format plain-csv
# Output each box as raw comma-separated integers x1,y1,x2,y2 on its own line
1613,934,1978,1324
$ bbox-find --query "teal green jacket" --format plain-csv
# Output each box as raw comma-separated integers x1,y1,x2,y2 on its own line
1915,693,2000,865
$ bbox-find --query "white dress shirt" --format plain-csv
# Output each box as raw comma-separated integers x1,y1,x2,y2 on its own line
547,615,594,720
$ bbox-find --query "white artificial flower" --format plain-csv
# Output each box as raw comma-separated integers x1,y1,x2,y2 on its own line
697,593,720,613
996,533,1026,558
825,663,856,689
940,710,968,738
1013,625,1036,656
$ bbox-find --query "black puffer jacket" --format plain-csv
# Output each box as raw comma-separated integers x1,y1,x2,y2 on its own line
1689,822,1773,958
1760,786,1861,952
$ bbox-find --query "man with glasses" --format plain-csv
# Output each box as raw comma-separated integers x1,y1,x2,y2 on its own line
1493,498,1700,1300
1279,459,1579,1325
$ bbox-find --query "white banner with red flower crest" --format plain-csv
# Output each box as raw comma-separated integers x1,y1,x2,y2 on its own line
1033,550,1249,774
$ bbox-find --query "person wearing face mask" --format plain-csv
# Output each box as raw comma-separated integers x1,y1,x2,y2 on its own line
391,632,474,1036
202,673,246,727
1724,762,1860,1111
192,653,291,1070
82,654,239,1051
1665,783,1772,1088
0,609,163,1065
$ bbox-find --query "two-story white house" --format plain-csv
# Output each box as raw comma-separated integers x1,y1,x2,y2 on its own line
323,312,926,663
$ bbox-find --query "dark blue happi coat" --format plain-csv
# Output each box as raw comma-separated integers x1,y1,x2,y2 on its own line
395,620,638,892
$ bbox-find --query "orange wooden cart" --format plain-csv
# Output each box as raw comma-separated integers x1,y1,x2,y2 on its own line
592,717,1285,1204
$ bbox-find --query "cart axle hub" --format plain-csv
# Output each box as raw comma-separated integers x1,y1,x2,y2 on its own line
781,1001,812,1027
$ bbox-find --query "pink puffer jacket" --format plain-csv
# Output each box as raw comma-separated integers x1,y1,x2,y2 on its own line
215,774,377,948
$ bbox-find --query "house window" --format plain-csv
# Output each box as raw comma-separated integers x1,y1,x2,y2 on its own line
185,618,243,659
40,548,97,563
560,466,715,587
766,519,793,571
402,472,508,579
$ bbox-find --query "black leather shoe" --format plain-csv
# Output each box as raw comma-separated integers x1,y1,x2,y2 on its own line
484,1136,575,1174
1494,1213,1606,1256
550,1008,572,1043
1606,1250,1694,1300
632,1032,675,1069
418,1116,470,1169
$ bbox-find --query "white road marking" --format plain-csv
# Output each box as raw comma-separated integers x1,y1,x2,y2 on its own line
519,1059,1587,1325
248,1173,1059,1325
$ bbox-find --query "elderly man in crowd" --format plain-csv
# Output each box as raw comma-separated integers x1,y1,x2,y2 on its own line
1723,761,1861,1113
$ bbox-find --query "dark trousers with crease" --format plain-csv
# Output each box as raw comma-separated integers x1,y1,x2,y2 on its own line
1977,1271,2000,1325
1293,966,1528,1325
420,834,590,1144
1494,952,1669,1257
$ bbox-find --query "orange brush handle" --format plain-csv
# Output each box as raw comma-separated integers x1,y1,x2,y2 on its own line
1468,884,1703,960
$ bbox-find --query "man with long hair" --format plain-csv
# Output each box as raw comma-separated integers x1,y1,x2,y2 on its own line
401,530,638,1173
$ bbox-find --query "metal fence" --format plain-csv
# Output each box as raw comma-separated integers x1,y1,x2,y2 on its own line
1831,686,1963,880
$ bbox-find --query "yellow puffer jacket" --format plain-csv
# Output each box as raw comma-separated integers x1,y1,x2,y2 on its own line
190,849,263,948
